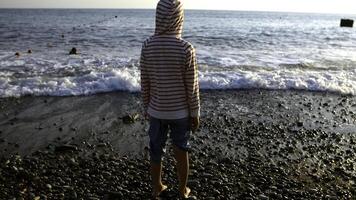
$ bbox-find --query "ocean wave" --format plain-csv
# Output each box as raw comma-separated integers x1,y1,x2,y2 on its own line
0,66,355,98
0,68,140,97
199,69,356,94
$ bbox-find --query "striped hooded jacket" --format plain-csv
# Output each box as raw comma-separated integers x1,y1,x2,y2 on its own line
140,0,200,120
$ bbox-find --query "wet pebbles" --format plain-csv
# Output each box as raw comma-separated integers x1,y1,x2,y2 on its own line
0,90,355,199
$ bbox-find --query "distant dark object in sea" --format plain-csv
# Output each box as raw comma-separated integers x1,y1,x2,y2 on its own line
61,34,65,38
15,52,20,57
115,16,118,18
27,49,32,54
340,19,354,27
69,47,77,55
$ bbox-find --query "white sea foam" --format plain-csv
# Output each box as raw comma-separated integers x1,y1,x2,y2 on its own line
199,69,356,94
0,68,140,97
1,66,355,97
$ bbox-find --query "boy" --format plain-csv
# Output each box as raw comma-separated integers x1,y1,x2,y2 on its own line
140,0,200,199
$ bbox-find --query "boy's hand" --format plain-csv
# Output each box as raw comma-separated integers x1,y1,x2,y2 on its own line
190,117,200,132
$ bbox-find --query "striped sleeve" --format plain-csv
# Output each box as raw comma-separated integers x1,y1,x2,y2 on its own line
140,42,150,111
184,44,200,117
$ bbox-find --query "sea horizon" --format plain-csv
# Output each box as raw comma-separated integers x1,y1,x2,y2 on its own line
0,7,356,16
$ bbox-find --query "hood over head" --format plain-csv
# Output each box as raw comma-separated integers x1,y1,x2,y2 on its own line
155,0,184,37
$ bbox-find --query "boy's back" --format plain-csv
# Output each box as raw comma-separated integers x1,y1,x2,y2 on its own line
141,35,199,119
140,0,199,119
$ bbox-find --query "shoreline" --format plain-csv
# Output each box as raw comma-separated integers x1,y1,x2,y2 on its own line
0,87,353,99
0,89,355,199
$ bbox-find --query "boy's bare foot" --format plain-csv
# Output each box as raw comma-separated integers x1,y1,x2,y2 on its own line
181,187,191,199
152,184,168,199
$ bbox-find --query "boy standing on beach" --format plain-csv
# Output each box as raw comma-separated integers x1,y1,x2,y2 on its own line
140,0,200,199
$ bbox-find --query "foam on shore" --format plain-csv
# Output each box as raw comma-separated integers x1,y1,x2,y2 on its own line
1,66,355,97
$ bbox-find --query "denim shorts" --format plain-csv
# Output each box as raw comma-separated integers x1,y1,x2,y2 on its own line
148,116,191,163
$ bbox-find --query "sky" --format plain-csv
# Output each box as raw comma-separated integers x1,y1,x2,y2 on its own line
0,0,355,14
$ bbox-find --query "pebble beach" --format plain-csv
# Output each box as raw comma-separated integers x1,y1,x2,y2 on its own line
0,89,355,199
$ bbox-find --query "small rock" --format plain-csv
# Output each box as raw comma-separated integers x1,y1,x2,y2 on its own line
102,171,112,177
70,158,76,163
55,145,78,152
122,113,140,124
46,184,52,190
97,143,107,147
297,121,304,127
71,191,78,199
188,180,200,187
258,194,268,200
12,166,18,171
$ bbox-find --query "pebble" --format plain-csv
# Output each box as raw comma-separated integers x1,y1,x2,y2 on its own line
122,113,140,124
46,184,52,190
0,90,353,199
297,121,304,127
55,145,78,152
258,194,268,200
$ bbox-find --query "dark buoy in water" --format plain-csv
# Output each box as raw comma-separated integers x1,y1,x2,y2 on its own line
15,52,20,57
61,34,65,38
27,49,32,54
69,47,77,55
340,19,354,27
115,16,118,18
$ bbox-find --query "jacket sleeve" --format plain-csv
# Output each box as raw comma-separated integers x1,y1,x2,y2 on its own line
140,43,150,111
184,45,200,117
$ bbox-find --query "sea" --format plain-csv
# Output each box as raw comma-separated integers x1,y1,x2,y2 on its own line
0,9,356,97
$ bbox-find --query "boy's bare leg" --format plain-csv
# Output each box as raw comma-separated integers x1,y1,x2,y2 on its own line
151,162,167,198
173,145,191,198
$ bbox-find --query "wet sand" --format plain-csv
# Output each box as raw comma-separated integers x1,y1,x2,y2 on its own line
0,90,355,199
